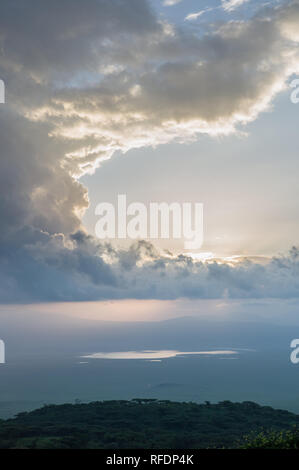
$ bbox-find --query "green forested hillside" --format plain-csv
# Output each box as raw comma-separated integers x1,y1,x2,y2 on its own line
0,399,298,449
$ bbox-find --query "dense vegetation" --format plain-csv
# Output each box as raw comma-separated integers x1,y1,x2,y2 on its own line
241,427,299,449
0,399,298,449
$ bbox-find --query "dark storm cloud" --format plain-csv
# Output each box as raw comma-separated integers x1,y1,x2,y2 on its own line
0,0,158,78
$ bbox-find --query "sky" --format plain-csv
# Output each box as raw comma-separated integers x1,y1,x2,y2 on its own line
0,0,299,308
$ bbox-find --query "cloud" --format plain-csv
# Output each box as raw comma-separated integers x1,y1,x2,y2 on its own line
163,0,183,6
2,235,299,302
185,9,212,21
0,0,158,79
108,244,299,301
0,0,299,302
16,0,299,176
185,0,251,22
221,0,250,11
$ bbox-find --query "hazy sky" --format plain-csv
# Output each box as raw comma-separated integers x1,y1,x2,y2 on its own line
1,0,299,304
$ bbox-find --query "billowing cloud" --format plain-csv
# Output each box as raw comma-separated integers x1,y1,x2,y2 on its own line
2,234,299,303
14,0,299,176
0,0,299,303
